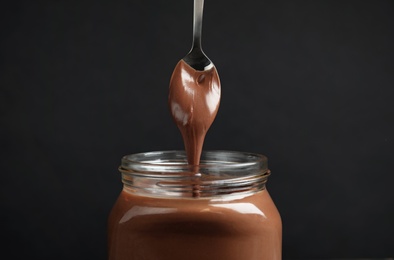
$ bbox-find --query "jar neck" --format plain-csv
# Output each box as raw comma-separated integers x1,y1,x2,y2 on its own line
119,150,271,199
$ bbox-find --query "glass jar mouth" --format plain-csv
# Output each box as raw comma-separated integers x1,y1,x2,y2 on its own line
119,150,270,198
121,150,267,174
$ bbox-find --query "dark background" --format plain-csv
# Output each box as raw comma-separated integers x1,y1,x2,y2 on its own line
1,0,393,259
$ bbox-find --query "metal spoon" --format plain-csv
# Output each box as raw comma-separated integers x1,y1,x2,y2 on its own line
183,0,213,71
168,0,221,167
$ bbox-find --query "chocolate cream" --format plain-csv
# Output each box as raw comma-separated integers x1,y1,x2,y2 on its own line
168,59,221,165
108,189,282,260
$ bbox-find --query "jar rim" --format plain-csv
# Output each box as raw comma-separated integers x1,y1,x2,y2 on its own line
119,150,270,198
120,150,268,174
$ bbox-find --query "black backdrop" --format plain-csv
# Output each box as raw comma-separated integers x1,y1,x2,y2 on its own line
1,0,393,259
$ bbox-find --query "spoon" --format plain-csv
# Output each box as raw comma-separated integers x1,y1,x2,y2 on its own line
168,0,221,166
183,0,213,71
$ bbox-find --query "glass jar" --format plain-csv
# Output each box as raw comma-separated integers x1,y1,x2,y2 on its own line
108,150,282,260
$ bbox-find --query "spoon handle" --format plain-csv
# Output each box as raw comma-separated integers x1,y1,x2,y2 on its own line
192,0,204,50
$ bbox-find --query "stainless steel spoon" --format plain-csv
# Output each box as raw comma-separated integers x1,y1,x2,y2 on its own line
183,0,213,71
168,0,221,167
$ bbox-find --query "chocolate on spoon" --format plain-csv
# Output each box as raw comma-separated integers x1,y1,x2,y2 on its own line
168,0,221,166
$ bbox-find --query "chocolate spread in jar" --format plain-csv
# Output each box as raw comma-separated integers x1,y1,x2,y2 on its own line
168,60,221,165
108,188,282,260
